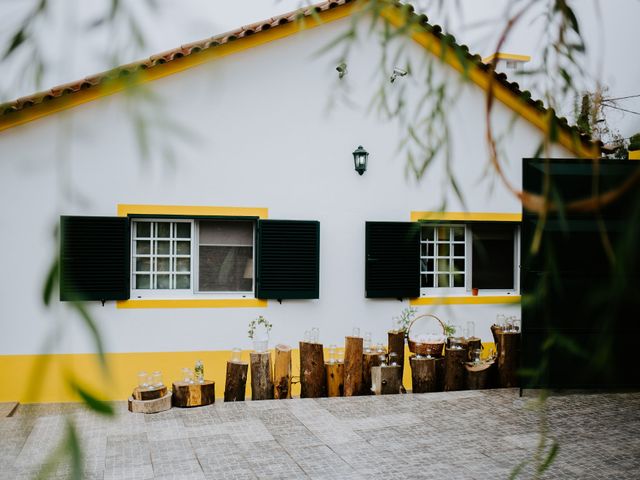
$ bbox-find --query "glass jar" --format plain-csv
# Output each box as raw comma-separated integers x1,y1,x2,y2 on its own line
137,371,149,389
513,318,522,333
328,344,337,364
449,338,463,350
388,352,399,366
378,353,387,366
230,347,242,363
182,367,194,384
311,327,320,343
303,330,311,343
195,360,204,383
152,371,163,387
364,332,372,353
470,348,482,364
352,327,360,338
496,313,506,329
465,321,475,339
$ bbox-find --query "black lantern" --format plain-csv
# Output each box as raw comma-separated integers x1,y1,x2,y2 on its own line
352,145,368,175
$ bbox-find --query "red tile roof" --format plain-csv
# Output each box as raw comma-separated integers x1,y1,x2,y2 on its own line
0,0,597,150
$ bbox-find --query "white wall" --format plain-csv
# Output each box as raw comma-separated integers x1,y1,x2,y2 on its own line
0,17,570,356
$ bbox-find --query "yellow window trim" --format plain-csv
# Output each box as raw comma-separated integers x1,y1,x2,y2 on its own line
482,53,531,63
411,211,522,222
117,203,268,308
411,295,520,306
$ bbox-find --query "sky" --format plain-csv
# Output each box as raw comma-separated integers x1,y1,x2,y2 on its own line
1,0,639,137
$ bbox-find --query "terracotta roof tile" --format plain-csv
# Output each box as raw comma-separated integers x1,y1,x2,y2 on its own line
0,0,598,149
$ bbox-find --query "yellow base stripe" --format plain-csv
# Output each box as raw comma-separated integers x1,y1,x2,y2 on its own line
117,299,267,309
411,295,521,306
629,150,640,160
410,211,522,222
2,343,498,403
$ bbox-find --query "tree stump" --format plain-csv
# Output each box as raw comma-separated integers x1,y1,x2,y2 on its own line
274,344,292,399
497,332,520,388
387,330,406,380
361,351,381,395
250,352,274,400
325,362,344,397
466,337,483,361
128,392,172,414
172,381,215,407
444,347,468,391
465,361,496,390
224,360,248,402
409,356,443,393
132,385,167,401
491,325,502,350
371,365,402,395
344,336,363,396
299,341,326,398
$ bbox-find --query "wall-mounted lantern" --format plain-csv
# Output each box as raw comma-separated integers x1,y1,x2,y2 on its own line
352,145,368,176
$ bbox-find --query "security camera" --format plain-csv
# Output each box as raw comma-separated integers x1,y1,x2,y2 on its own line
336,62,347,79
390,67,408,83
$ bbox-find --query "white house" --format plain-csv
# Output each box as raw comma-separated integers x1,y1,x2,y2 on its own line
0,0,599,402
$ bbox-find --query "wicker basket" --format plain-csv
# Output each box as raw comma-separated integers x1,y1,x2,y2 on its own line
407,314,446,357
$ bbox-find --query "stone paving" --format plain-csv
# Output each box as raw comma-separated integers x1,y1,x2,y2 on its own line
1,389,639,479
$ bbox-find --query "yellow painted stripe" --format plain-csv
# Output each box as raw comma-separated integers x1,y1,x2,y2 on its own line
380,8,599,159
482,53,531,63
0,4,356,134
410,211,522,222
117,298,267,309
117,204,268,218
1,343,498,403
629,150,640,160
411,295,521,305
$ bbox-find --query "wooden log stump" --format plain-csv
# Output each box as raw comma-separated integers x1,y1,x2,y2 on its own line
444,347,468,391
371,365,402,395
299,341,326,398
274,344,292,399
491,325,502,350
224,361,248,402
465,361,496,390
497,332,520,388
250,352,274,401
344,336,363,397
409,356,444,393
128,392,172,414
132,385,167,401
325,361,344,397
172,381,215,407
387,330,406,380
361,351,381,395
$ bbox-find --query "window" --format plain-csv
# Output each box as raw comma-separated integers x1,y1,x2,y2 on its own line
131,219,254,298
420,222,519,296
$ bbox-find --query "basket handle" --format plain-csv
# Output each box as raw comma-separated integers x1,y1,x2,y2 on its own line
407,313,446,340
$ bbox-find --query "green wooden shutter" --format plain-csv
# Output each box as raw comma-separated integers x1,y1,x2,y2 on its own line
256,220,320,300
366,221,420,298
60,216,130,302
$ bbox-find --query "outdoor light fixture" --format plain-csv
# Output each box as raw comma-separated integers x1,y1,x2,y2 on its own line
390,67,408,83
352,145,368,175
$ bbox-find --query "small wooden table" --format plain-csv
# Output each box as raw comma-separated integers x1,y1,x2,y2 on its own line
171,380,215,407
132,385,167,401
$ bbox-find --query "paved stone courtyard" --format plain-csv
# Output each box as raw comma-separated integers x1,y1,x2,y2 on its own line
1,389,639,479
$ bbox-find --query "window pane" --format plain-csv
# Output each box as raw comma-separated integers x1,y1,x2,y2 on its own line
136,258,150,272
437,227,449,241
156,258,170,272
427,243,433,256
175,275,190,289
136,241,150,255
438,243,450,256
176,258,190,272
422,226,434,241
156,223,170,238
199,246,253,291
421,243,427,256
427,259,434,272
420,259,428,272
136,275,150,289
136,222,151,237
156,274,170,289
453,227,464,241
156,241,170,254
176,223,190,238
472,224,516,289
437,273,450,287
437,259,450,273
453,273,465,287
200,221,253,245
453,258,465,273
176,241,190,255
454,243,465,257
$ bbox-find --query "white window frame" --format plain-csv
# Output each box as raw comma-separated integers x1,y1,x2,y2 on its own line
420,222,520,298
130,218,256,300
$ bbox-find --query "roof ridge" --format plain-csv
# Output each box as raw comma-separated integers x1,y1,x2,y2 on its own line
0,0,598,150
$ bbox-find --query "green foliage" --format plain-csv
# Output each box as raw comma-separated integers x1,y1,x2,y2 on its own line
443,323,456,337
629,133,640,151
248,315,272,339
391,307,417,332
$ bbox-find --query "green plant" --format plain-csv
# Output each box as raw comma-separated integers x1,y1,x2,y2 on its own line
247,315,272,340
443,323,456,337
392,307,417,333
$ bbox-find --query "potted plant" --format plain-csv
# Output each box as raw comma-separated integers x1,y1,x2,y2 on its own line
248,315,272,353
391,307,417,336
